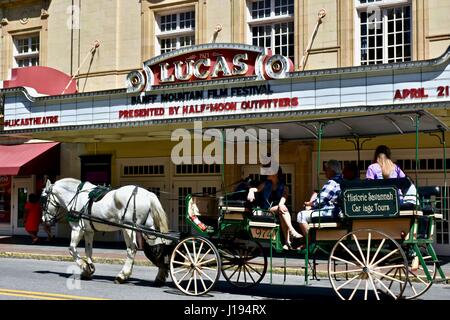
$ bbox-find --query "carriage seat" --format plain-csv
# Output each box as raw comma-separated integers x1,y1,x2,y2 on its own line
219,199,248,221
418,186,440,215
188,196,218,232
397,202,423,216
308,221,341,229
308,212,342,229
190,196,219,218
340,178,412,193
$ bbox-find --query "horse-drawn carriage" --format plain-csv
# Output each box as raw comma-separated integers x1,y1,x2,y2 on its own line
176,177,446,299
41,110,449,300
169,111,449,300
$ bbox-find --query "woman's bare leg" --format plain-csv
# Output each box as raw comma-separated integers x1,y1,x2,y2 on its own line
43,224,52,240
28,231,38,243
279,211,302,238
299,223,309,238
279,219,289,244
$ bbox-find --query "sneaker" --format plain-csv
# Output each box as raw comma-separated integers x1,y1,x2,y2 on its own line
289,229,303,239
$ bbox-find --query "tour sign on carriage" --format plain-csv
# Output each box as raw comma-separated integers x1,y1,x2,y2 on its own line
41,110,448,300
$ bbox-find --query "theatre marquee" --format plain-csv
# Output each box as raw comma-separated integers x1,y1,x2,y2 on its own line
1,44,450,133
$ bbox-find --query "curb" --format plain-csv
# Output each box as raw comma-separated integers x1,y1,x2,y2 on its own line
0,251,152,267
0,251,331,278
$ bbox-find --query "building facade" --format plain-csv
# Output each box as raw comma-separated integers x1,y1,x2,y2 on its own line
0,0,449,254
1,0,449,92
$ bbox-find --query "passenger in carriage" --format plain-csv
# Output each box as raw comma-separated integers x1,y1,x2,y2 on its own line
247,166,302,250
297,160,343,238
366,145,405,180
366,145,418,206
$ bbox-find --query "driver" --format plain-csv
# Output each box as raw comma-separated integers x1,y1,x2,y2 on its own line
247,166,302,250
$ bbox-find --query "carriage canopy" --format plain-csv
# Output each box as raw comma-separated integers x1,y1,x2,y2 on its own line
211,110,448,141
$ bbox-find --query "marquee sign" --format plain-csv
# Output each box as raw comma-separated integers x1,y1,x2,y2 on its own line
4,116,59,128
1,45,450,133
127,44,294,92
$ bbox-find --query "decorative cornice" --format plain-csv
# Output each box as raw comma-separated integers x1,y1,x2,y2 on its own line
40,8,49,19
289,45,450,78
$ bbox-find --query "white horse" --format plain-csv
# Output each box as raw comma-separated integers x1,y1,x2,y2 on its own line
41,178,172,285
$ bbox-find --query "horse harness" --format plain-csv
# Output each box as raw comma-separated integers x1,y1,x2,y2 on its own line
64,183,107,232
67,183,140,232
41,185,65,222
85,185,113,232
121,186,139,225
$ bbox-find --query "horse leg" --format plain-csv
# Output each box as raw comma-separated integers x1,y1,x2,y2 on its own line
115,229,137,284
68,226,90,279
83,231,96,279
154,266,169,287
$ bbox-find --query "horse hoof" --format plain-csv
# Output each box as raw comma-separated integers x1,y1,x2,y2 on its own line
153,279,166,287
80,273,93,281
88,264,96,275
114,277,126,284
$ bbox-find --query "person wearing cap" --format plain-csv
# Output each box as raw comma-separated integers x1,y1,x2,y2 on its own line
297,160,343,238
247,166,302,250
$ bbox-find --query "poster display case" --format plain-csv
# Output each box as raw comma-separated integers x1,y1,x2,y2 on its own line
0,176,11,224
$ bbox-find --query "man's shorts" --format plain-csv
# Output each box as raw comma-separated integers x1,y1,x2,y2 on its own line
297,209,334,224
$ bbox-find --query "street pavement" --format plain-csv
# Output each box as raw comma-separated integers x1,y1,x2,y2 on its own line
0,235,449,300
1,235,450,275
0,257,449,300
0,235,329,275
0,257,326,300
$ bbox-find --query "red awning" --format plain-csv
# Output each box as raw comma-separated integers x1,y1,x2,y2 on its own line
0,142,60,176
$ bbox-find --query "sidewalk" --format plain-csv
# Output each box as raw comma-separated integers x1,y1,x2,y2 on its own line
1,236,449,278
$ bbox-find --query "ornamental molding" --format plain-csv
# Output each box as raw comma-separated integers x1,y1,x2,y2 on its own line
40,8,49,19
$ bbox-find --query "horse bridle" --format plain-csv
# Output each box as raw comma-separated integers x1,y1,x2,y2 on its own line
40,185,66,225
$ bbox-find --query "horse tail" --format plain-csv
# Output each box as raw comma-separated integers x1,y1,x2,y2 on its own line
150,195,169,233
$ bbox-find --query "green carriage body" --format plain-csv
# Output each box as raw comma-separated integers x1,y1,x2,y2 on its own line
171,111,448,299
183,177,446,299
184,194,282,246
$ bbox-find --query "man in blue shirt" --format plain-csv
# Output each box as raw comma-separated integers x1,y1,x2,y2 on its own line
297,159,343,237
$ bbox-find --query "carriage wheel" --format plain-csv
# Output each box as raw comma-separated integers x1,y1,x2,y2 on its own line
169,237,221,296
328,229,408,300
219,240,267,288
388,245,437,300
